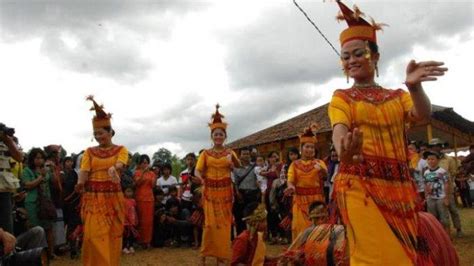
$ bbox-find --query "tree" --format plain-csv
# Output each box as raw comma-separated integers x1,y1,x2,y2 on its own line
152,148,172,164
152,148,185,177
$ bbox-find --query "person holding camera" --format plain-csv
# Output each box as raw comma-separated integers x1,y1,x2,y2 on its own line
21,148,56,259
0,124,23,235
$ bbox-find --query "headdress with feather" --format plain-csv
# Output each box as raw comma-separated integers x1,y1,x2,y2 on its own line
335,0,388,46
86,95,112,129
208,104,228,131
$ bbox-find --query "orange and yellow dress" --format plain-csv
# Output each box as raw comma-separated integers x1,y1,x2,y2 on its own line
196,148,239,260
287,159,327,240
231,230,267,266
134,169,156,245
80,145,128,266
329,87,421,265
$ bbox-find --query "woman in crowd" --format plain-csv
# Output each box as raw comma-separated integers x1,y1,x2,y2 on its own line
328,1,449,264
62,156,81,259
76,96,129,266
21,148,56,258
134,154,156,248
195,104,241,265
260,151,283,244
285,125,327,240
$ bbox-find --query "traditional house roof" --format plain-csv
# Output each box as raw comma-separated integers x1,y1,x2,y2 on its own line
228,103,474,149
431,105,474,134
228,103,330,149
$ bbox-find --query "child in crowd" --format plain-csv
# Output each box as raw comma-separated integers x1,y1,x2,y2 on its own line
152,188,167,248
189,189,204,249
166,186,179,209
423,150,450,235
254,155,267,194
156,163,179,204
123,187,139,254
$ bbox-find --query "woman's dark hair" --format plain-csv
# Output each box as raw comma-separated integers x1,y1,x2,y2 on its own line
185,153,196,160
243,201,260,218
286,147,300,162
267,151,279,160
368,41,379,54
162,162,172,172
168,185,178,194
62,156,74,168
308,201,326,214
153,187,164,196
139,154,150,164
27,148,46,169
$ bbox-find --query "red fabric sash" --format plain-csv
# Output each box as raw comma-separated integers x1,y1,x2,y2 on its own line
85,181,121,192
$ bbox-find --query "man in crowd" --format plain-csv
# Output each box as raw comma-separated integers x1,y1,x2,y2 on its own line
0,125,23,234
232,147,260,235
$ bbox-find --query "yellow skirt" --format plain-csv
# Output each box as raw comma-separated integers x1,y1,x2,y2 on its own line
200,178,233,260
81,190,125,266
335,176,413,266
291,193,323,241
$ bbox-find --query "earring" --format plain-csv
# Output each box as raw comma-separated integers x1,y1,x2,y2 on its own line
343,69,349,83
375,64,379,78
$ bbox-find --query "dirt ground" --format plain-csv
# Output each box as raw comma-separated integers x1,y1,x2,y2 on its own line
51,208,474,266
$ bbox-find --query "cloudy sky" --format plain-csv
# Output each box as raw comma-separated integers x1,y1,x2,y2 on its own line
1,0,473,157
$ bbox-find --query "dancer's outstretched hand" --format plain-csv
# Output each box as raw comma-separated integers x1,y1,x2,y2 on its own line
405,60,448,89
339,128,363,164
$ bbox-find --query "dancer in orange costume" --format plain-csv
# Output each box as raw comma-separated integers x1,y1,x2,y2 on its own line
195,104,241,266
329,1,452,265
285,124,327,240
76,96,128,266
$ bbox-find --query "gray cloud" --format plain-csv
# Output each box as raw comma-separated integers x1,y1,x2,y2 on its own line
112,85,317,155
220,1,473,90
0,0,209,83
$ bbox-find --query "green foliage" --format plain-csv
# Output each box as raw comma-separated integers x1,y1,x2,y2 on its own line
152,148,185,177
152,148,172,164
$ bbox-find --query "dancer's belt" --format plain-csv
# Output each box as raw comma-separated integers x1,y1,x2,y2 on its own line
295,186,320,196
339,155,410,181
85,181,121,192
204,178,231,188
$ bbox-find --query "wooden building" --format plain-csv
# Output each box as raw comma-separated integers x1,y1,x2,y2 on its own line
228,103,474,161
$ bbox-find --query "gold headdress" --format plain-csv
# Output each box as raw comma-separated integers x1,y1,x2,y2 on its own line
208,104,228,131
242,203,267,224
335,0,387,46
299,123,320,145
86,95,112,129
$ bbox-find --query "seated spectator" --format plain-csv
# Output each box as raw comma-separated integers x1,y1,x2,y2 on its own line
166,197,192,247
231,202,279,265
152,188,168,248
1,223,48,265
189,189,203,249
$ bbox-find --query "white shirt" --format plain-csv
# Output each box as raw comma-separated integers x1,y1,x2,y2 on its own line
156,175,178,203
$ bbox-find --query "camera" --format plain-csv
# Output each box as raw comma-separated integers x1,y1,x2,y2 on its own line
0,124,15,137
0,246,48,266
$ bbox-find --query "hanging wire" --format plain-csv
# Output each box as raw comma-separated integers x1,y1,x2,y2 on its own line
293,0,340,57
